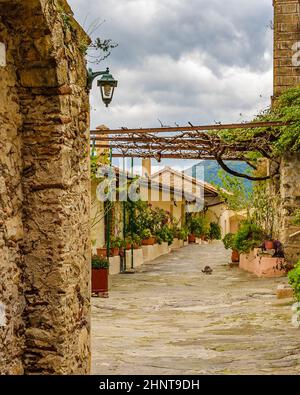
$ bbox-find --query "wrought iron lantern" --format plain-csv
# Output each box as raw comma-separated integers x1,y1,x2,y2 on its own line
87,67,118,107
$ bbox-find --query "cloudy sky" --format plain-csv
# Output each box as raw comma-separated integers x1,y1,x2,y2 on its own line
69,0,273,171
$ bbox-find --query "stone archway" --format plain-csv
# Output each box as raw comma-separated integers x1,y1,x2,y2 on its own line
0,0,91,374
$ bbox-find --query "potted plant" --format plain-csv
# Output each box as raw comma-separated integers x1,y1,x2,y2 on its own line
178,227,189,241
110,237,122,256
141,228,155,246
208,222,222,241
133,234,142,249
223,233,239,263
96,246,107,258
123,236,134,250
188,233,196,243
234,220,265,254
91,255,109,297
264,235,274,250
155,225,174,246
188,216,206,242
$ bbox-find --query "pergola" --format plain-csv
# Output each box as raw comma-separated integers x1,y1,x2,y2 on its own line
90,119,288,271
90,120,285,181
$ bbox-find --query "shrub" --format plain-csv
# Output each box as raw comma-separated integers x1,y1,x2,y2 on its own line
222,233,236,250
189,216,207,238
155,225,174,246
140,228,152,240
234,220,265,253
288,261,300,301
92,255,109,270
177,227,189,241
209,222,222,240
110,237,123,249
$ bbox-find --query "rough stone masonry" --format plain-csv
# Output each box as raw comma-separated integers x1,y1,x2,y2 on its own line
273,0,300,263
0,0,91,374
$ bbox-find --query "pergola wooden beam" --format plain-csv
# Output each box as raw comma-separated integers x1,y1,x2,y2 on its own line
91,136,217,144
91,120,287,135
91,144,248,152
106,153,246,160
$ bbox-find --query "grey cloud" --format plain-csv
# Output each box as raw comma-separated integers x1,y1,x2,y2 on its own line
70,0,272,72
69,0,273,131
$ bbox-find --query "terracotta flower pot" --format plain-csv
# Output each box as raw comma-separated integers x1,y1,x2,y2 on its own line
92,268,108,295
96,248,107,258
142,237,155,246
231,249,240,263
110,247,120,257
264,240,274,250
188,234,196,243
126,243,132,250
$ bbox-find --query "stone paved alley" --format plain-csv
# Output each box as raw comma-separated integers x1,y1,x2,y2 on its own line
92,243,300,375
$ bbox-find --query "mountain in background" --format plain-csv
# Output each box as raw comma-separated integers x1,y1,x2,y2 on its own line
185,160,253,192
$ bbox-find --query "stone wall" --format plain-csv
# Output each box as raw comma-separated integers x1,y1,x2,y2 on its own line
273,0,300,96
0,0,91,374
279,154,300,263
273,0,300,263
0,17,24,375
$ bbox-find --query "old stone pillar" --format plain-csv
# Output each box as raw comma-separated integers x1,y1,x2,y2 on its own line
273,0,300,262
0,0,91,374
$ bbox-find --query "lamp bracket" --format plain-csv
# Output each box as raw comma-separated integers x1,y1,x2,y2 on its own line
87,67,110,90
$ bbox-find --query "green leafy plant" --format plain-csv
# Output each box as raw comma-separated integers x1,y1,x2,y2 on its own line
155,225,174,246
92,255,109,270
288,260,300,301
214,170,251,211
222,233,236,250
234,220,265,253
177,227,189,241
110,237,123,249
251,181,280,240
124,234,141,247
208,222,222,240
188,216,207,238
140,228,152,240
217,87,300,157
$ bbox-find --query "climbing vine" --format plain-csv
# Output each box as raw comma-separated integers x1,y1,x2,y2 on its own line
217,87,300,158
209,87,300,182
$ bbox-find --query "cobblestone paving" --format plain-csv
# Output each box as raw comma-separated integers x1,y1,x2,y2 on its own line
92,243,300,375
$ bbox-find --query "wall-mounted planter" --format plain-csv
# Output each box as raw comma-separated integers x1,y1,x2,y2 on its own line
240,249,286,278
